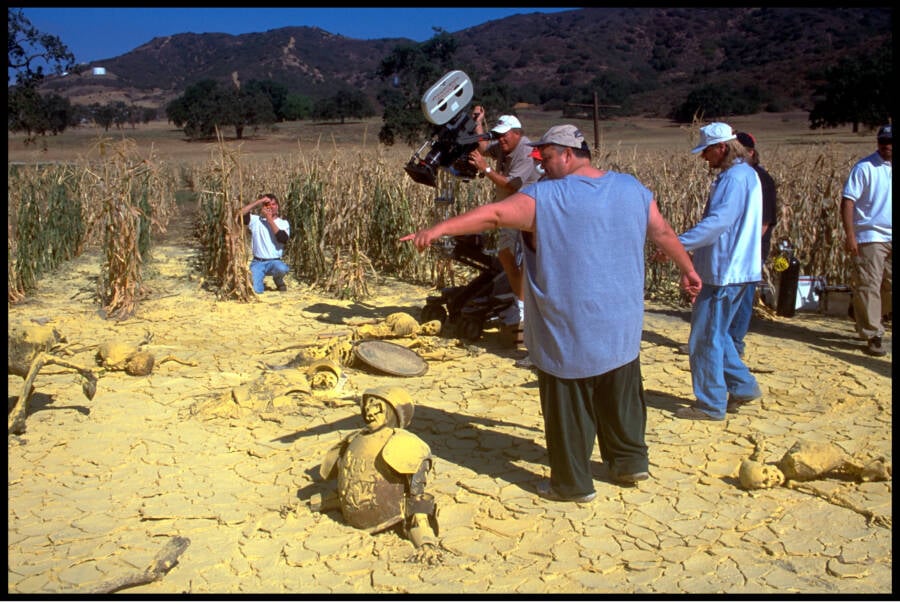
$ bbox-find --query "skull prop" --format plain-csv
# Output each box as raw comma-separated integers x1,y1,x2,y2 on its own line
739,459,785,490
97,341,139,369
97,340,155,376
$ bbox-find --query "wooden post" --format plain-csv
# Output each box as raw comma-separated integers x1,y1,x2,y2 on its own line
565,94,621,150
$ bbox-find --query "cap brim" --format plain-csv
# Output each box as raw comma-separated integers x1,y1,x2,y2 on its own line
690,144,707,154
491,126,512,134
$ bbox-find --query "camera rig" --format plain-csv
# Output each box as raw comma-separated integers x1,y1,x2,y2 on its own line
402,70,515,341
403,70,493,188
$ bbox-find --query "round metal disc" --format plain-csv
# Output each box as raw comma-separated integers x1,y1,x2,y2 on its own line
353,340,428,377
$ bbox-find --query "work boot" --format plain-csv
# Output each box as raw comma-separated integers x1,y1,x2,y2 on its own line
514,354,534,369
498,301,521,326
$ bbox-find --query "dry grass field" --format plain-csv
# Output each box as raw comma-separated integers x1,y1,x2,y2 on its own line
7,110,877,165
8,110,878,311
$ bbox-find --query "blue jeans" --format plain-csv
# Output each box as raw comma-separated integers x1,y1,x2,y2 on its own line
688,283,760,418
250,259,289,293
728,283,756,357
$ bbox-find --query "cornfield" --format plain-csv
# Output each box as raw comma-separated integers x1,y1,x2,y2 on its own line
8,138,176,318
602,140,867,301
8,164,84,301
8,132,870,313
194,131,256,302
192,140,492,301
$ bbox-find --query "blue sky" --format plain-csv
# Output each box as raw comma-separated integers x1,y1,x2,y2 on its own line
17,7,576,65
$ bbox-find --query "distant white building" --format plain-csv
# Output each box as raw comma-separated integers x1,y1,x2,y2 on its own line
92,67,107,76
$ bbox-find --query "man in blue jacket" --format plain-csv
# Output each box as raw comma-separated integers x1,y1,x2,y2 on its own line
676,122,763,421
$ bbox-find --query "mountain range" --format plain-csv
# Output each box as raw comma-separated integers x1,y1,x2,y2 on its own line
37,7,892,118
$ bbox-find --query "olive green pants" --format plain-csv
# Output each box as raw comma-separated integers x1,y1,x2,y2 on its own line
537,356,647,498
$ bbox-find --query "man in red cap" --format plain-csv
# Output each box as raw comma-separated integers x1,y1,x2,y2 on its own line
730,131,778,358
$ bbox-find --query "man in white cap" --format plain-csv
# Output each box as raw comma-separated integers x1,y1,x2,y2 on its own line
841,124,892,356
675,122,763,421
467,109,542,352
402,124,701,502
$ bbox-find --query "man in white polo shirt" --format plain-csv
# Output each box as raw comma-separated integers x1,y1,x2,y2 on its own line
841,124,892,357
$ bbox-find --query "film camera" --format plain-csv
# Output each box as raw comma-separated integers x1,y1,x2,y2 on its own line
403,70,493,188
402,70,516,341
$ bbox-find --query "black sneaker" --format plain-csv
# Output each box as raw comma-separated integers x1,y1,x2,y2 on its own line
866,336,886,357
609,470,650,485
536,479,596,503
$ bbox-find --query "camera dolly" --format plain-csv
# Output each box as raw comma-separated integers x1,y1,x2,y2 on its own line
404,70,516,342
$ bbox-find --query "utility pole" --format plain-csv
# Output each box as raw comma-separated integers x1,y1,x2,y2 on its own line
566,92,621,150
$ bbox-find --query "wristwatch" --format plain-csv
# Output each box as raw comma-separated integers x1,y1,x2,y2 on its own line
484,166,493,176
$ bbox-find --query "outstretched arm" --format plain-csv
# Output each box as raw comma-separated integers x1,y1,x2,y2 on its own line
647,200,702,300
405,481,442,564
400,194,535,252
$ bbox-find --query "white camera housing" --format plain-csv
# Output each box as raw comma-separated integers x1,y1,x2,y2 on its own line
420,70,474,126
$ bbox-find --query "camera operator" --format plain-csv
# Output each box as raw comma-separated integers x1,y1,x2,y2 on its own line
468,109,542,355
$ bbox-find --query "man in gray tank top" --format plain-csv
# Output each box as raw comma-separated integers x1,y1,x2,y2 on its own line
403,125,701,502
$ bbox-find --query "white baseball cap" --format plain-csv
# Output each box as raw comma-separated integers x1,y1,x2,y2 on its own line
490,115,522,134
691,122,736,154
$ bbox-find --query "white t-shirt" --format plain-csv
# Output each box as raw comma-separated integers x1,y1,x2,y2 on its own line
248,214,290,259
842,151,892,243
